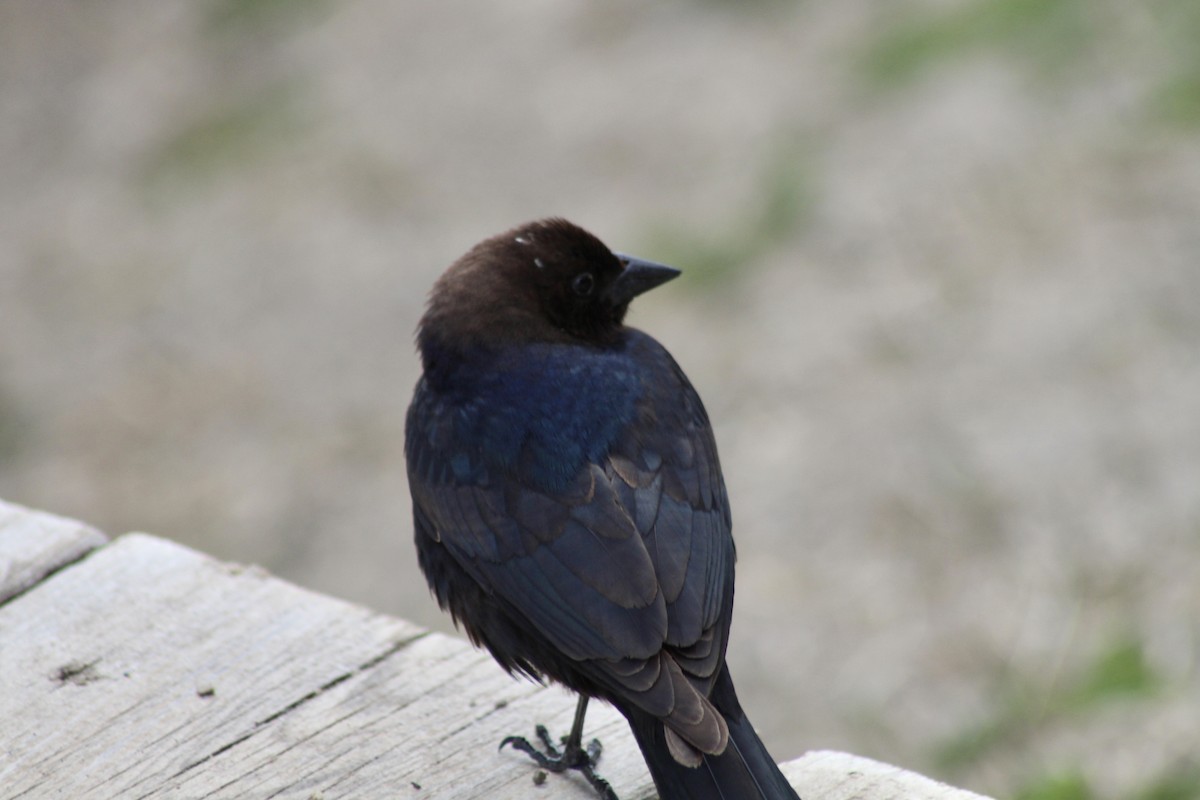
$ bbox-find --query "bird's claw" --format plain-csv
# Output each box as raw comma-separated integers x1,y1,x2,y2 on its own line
500,725,617,800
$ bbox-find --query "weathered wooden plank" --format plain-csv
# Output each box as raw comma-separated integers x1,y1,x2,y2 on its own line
0,517,992,800
0,498,107,604
163,632,652,800
783,750,992,799
0,533,424,800
162,633,657,800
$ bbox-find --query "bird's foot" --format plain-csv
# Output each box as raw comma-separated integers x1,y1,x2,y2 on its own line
500,725,617,800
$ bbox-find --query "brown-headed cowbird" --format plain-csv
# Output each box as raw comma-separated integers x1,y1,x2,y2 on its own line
406,219,800,800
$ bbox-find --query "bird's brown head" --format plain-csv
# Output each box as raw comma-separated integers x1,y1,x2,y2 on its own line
417,218,680,362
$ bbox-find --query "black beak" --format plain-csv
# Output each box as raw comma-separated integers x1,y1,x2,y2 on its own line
607,253,681,307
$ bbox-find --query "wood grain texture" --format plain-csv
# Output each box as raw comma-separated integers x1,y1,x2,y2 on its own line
0,499,992,799
0,533,425,800
0,498,107,604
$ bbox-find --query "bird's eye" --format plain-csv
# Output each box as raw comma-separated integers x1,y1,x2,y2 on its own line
571,272,595,297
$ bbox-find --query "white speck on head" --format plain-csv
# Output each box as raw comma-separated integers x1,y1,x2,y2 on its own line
534,258,545,269
514,236,530,245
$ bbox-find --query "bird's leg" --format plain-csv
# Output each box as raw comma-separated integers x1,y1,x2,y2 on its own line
500,696,618,800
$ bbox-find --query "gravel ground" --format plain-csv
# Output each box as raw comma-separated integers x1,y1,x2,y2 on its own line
3,2,1199,797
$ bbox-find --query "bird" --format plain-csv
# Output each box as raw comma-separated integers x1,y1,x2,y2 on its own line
405,218,800,800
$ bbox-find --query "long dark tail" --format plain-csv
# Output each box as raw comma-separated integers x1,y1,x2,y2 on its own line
624,670,800,800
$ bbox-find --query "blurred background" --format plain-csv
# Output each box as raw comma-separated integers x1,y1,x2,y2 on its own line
3,1,1199,797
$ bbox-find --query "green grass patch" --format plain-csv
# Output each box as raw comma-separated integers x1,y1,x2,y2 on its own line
1150,67,1200,129
1008,762,1200,800
1061,635,1161,712
205,0,329,36
1009,761,1200,800
934,633,1161,772
1143,0,1200,129
859,0,1093,91
139,84,302,193
1016,771,1094,800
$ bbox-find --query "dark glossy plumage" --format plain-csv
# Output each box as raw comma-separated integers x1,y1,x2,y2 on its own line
405,219,799,799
